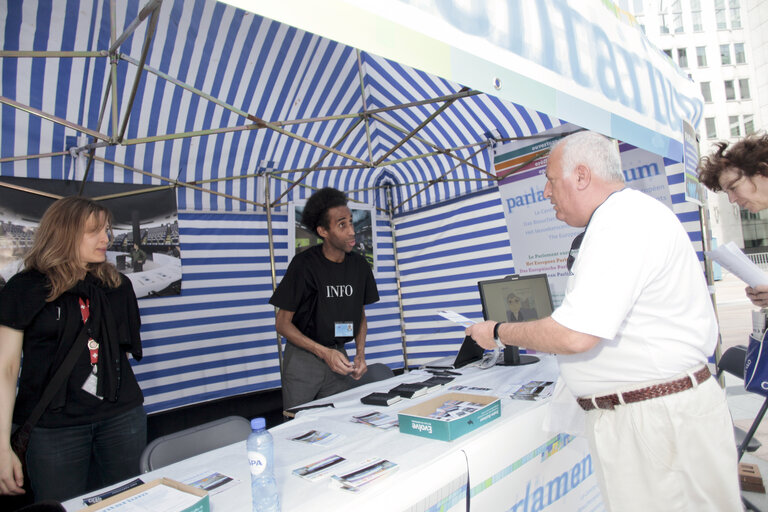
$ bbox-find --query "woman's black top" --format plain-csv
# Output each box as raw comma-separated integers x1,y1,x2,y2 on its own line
0,270,144,427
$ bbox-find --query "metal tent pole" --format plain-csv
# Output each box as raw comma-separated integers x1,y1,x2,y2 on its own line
265,172,284,373
386,185,409,370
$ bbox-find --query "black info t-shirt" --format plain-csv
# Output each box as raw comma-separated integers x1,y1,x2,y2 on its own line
270,245,379,346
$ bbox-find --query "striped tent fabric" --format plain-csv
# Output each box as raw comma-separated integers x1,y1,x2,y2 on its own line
1,0,562,214
0,0,703,412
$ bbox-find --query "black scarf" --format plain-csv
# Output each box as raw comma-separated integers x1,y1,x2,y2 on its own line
50,273,142,408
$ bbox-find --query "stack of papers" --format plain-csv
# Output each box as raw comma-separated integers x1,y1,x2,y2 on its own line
351,411,399,429
427,399,485,420
292,455,349,482
330,458,399,492
707,241,768,287
289,430,341,446
510,380,555,401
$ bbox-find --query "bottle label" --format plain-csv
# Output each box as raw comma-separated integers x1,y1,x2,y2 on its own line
248,451,268,476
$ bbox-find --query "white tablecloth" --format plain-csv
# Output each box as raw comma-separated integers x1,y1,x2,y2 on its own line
64,356,604,511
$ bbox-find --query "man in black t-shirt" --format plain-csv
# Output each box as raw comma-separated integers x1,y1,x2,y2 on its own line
270,188,380,409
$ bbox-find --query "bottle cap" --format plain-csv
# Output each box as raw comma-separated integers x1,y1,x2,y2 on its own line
251,417,266,430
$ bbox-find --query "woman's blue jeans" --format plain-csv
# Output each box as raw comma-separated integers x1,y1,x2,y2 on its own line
25,406,147,502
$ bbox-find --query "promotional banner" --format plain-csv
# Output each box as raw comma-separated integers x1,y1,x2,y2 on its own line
495,128,673,306
463,404,605,512
682,119,704,205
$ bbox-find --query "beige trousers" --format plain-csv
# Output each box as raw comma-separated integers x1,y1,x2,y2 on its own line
585,372,742,512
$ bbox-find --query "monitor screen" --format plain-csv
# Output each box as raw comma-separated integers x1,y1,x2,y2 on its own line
477,273,554,324
476,274,554,366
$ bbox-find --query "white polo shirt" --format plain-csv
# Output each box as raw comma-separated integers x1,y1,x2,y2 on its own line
551,188,717,397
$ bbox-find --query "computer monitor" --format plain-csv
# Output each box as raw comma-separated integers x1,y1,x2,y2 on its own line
477,273,555,366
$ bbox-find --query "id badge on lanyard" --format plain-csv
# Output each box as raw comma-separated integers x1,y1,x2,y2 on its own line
335,321,353,337
78,297,102,398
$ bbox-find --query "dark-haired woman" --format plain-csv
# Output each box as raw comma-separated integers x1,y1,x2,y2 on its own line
699,132,768,307
0,196,145,502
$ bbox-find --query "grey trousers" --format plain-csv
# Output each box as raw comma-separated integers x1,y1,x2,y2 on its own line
281,343,395,410
281,342,355,410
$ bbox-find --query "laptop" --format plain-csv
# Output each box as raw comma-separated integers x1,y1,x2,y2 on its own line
423,335,485,370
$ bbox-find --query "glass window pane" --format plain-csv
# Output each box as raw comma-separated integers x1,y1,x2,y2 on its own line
745,115,754,135
677,48,688,68
659,8,670,34
664,49,673,58
734,43,746,64
730,116,741,137
720,44,731,65
692,12,703,31
705,117,717,139
725,80,735,100
716,0,727,29
696,46,707,67
691,0,702,31
739,78,750,99
700,82,712,102
731,8,742,28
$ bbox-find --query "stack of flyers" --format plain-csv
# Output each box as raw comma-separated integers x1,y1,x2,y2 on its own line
428,399,485,420
510,380,555,401
331,458,399,492
290,430,341,446
292,454,350,482
351,411,399,429
448,384,493,393
182,471,238,495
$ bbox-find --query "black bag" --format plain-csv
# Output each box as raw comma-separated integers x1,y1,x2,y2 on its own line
10,423,32,474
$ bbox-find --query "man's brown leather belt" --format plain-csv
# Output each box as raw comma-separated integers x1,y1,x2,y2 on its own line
576,366,711,411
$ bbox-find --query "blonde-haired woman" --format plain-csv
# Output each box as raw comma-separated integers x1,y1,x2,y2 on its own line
0,196,145,502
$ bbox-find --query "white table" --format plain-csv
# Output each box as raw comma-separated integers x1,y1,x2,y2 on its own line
64,356,604,511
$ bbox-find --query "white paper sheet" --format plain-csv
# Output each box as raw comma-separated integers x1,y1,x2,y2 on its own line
707,241,768,287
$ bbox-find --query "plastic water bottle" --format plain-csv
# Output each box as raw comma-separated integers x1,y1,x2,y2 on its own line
247,417,280,512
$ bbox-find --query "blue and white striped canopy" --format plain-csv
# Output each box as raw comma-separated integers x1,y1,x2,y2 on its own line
0,0,577,214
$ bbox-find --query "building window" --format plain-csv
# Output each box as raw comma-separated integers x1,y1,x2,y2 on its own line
730,116,741,137
691,0,703,31
725,80,736,100
745,115,755,135
720,44,731,65
660,14,670,33
691,12,703,31
672,0,683,32
715,0,727,29
730,0,742,29
663,49,673,59
700,82,712,103
734,43,746,64
677,48,688,68
696,46,707,67
705,117,717,139
739,78,750,99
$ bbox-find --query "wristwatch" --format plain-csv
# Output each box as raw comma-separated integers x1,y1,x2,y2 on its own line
493,322,505,350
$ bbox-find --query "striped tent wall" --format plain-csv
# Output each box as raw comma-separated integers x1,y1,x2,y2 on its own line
393,188,516,367
136,208,402,414
665,160,705,262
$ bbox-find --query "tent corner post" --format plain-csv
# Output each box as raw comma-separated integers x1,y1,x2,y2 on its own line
265,172,284,375
386,185,410,371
